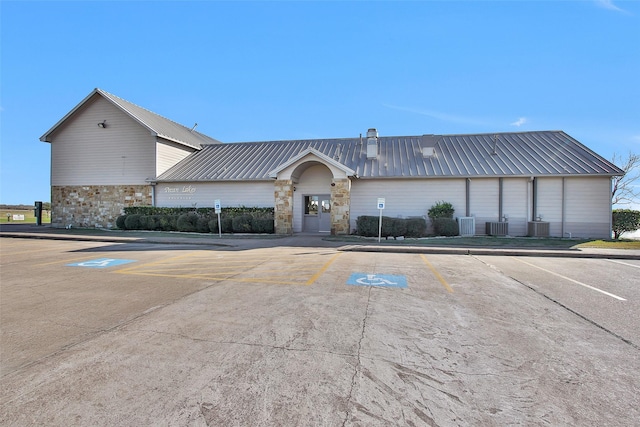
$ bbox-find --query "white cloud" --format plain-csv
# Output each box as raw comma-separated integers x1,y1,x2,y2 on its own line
595,0,628,13
511,117,528,127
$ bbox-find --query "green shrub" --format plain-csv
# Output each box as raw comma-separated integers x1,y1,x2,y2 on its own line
252,216,275,233
232,214,253,233
405,217,427,237
124,214,142,230
221,217,233,233
356,215,426,238
612,209,640,239
428,201,455,220
196,216,211,233
208,218,219,233
176,212,200,232
433,217,459,236
116,215,127,230
355,216,379,237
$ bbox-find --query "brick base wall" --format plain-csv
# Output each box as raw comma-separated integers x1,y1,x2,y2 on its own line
51,185,152,228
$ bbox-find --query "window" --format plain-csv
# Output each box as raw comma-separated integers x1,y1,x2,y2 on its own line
305,196,319,215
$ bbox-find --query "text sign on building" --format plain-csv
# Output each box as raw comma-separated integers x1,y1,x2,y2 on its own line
377,198,385,210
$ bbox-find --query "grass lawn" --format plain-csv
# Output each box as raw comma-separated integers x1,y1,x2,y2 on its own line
0,209,51,224
327,235,640,250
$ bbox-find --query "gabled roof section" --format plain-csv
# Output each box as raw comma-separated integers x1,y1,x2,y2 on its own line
39,88,221,149
157,131,623,182
268,147,356,178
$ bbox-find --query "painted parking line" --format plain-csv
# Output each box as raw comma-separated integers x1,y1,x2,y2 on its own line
114,250,341,286
514,258,626,301
420,254,454,293
605,259,640,269
67,258,136,268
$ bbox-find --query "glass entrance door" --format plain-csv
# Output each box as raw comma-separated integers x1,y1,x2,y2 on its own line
303,195,331,233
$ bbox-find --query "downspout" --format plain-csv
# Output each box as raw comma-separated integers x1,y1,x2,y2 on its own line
532,177,538,220
610,176,614,238
561,177,566,238
498,177,503,221
465,178,471,217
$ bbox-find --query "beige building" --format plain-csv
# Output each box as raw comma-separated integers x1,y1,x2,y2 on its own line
41,88,623,238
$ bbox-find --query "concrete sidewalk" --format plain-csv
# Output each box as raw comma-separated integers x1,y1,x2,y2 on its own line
1,223,639,259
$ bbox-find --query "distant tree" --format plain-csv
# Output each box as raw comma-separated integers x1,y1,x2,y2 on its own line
611,152,640,207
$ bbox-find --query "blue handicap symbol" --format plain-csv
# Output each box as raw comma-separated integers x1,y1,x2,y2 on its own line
67,258,136,268
347,273,407,288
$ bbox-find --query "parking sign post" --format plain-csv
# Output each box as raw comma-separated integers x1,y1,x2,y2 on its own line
377,198,385,243
214,199,222,237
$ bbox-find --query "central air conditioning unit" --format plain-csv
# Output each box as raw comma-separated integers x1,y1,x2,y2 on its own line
457,217,475,236
528,221,550,237
486,221,509,236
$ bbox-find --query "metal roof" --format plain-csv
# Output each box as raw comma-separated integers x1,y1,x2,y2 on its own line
40,88,221,149
157,130,624,181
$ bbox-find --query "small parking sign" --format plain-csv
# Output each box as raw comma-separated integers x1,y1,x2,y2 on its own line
377,198,385,209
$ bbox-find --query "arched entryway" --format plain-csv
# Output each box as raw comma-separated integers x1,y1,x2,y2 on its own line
295,163,333,233
270,149,354,235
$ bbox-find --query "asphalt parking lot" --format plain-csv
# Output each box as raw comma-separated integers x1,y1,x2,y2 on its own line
1,237,639,426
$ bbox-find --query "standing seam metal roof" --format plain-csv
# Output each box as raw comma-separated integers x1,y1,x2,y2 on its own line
156,131,624,181
40,88,221,149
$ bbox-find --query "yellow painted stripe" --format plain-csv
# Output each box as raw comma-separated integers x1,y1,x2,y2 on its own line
114,270,305,285
305,252,342,285
420,254,454,293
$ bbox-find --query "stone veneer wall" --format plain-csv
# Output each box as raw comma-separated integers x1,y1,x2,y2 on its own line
51,185,152,229
330,178,351,235
274,179,293,234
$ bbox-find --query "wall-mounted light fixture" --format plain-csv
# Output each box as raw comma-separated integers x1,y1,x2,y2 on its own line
97,120,107,128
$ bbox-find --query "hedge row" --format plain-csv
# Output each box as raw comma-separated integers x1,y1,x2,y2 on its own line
355,216,427,238
354,215,460,238
117,206,274,234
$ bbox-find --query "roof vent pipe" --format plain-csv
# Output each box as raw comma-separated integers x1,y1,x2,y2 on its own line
366,128,378,159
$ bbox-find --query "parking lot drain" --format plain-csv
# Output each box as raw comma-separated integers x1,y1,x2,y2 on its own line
347,273,407,288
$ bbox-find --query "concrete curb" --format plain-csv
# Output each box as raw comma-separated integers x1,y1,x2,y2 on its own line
338,244,640,260
2,230,640,260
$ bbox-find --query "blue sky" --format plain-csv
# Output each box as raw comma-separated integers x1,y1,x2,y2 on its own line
1,0,638,205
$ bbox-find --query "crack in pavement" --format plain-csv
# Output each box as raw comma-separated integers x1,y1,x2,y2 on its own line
473,256,639,351
342,286,372,427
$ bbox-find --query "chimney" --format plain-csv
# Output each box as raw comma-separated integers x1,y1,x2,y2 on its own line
366,128,378,159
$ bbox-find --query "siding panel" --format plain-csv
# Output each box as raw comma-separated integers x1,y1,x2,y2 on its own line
503,178,528,236
51,96,156,185
157,140,196,175
350,179,466,232
537,178,563,236
469,179,499,235
565,177,611,238
155,181,274,208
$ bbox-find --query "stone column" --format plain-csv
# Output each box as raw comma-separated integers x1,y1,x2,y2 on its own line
330,178,351,235
274,179,293,234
